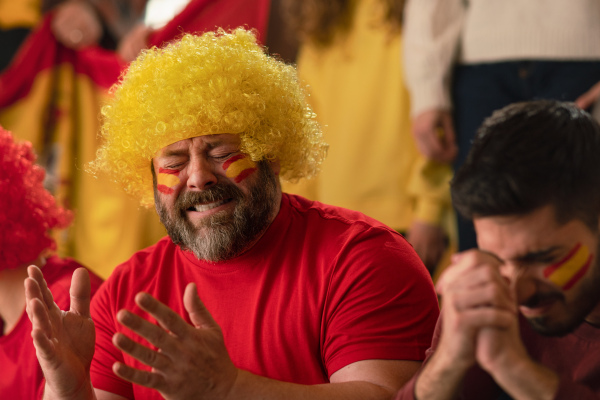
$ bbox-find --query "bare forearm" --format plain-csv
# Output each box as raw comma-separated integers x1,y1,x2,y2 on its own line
489,357,559,400
227,370,398,400
414,352,470,400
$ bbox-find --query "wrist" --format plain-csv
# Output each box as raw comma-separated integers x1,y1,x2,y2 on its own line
222,368,242,400
43,376,95,400
480,342,527,376
415,350,472,400
488,356,560,400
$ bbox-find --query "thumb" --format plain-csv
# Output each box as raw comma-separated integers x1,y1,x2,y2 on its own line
70,268,91,317
184,283,217,329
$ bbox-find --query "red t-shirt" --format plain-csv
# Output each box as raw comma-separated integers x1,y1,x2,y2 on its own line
0,256,103,399
90,194,439,398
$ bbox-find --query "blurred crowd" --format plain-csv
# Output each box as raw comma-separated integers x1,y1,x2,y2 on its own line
2,0,599,280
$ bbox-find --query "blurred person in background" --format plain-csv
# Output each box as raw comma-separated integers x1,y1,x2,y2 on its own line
282,0,455,275
0,0,147,71
0,126,103,399
403,0,600,251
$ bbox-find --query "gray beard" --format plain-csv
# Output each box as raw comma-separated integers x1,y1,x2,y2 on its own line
154,161,279,262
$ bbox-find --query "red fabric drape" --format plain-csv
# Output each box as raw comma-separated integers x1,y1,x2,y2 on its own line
149,0,271,47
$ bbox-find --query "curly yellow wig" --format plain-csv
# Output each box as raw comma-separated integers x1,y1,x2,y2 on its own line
90,28,326,206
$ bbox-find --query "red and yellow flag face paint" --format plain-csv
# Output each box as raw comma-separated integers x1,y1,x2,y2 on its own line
543,243,593,290
222,154,257,183
156,168,181,195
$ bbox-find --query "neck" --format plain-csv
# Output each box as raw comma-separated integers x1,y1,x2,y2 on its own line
0,257,45,335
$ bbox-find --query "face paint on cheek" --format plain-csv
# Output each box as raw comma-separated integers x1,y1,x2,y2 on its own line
222,154,257,183
543,243,593,290
157,168,181,195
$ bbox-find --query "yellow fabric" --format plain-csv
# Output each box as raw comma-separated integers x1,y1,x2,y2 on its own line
0,0,42,29
283,0,453,235
0,66,165,279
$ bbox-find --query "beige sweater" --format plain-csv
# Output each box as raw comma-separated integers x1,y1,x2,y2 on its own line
403,0,600,116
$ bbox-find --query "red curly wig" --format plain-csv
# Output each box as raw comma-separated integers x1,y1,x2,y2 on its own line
0,127,72,270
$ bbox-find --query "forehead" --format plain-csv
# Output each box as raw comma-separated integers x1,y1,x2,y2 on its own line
474,205,589,260
158,134,241,156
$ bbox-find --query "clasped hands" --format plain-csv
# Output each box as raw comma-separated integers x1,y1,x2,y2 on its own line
25,266,238,400
435,250,528,375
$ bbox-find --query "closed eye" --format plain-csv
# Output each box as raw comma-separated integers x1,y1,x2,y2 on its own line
212,152,238,161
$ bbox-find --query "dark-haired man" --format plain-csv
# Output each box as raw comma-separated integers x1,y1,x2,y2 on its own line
394,100,600,400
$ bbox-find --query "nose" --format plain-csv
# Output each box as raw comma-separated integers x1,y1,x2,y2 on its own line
501,264,537,304
186,157,218,190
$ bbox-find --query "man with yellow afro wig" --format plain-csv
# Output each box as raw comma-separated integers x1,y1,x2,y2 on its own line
26,28,438,400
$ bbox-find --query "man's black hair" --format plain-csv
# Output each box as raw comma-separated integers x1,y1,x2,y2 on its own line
451,100,600,230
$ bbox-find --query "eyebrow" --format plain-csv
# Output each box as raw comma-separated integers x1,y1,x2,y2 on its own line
161,148,189,157
514,246,562,263
160,136,239,157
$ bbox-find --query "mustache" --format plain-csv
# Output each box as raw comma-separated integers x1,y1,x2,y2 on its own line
521,291,565,308
175,182,244,210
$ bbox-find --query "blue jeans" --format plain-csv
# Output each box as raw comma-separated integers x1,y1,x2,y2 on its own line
451,60,600,251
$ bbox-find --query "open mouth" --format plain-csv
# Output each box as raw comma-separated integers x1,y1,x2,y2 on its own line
187,198,233,212
520,296,560,317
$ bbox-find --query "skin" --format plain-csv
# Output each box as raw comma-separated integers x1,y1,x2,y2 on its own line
575,81,600,110
543,243,591,290
414,205,600,400
116,23,152,62
152,135,278,242
51,1,103,50
407,220,447,274
0,263,37,335
26,133,422,400
411,109,457,164
156,167,180,194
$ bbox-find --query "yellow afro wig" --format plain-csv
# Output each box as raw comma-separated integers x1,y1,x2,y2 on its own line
90,27,326,206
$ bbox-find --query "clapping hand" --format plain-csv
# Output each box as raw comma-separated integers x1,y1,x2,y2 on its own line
25,266,96,399
112,283,239,400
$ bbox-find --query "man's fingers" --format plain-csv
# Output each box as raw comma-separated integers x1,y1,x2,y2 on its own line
436,250,504,295
29,298,56,360
113,332,170,370
416,129,445,161
451,284,516,313
113,361,165,390
134,292,191,338
116,309,179,354
184,283,217,329
27,265,59,313
70,268,91,317
31,327,57,361
455,308,515,330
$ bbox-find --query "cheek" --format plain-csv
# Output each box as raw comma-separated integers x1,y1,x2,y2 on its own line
543,243,593,290
157,168,181,195
222,155,257,183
